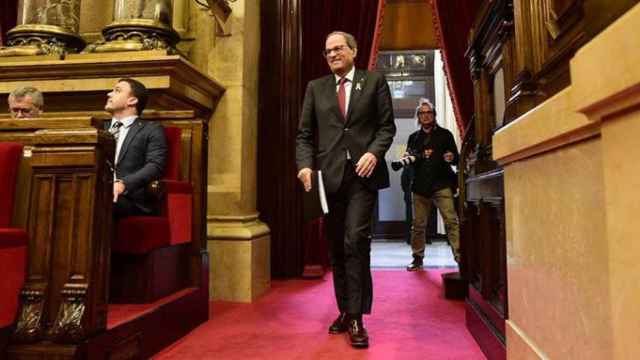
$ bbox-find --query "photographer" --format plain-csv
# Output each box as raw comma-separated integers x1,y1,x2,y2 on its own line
398,99,460,271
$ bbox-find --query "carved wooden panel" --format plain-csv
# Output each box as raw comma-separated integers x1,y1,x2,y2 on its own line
509,0,638,120
0,119,113,345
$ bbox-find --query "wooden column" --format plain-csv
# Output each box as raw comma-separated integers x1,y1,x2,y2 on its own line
258,0,306,278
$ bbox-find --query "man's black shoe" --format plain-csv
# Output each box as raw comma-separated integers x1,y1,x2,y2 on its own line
406,257,424,271
328,313,348,334
348,319,369,348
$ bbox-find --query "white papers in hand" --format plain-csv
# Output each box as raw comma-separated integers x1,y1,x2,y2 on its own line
317,170,329,214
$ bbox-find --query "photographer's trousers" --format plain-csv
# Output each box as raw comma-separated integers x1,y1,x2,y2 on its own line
325,161,377,315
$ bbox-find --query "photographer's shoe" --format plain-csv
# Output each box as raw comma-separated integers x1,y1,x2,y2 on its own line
328,313,348,334
406,256,424,271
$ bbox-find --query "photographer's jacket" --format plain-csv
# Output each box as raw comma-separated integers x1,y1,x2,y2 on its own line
406,125,459,196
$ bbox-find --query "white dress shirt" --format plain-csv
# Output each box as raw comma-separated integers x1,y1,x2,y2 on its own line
110,116,137,163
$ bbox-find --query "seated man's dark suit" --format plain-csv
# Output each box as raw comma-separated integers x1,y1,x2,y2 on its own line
108,118,167,218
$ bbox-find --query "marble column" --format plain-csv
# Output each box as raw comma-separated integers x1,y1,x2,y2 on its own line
205,0,271,302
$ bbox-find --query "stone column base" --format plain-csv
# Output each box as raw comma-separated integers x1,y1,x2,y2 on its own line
207,214,271,302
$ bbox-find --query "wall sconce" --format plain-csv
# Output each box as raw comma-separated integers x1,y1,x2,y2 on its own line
194,0,235,36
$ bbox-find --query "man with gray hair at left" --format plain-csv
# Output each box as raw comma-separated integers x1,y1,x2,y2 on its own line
7,86,44,119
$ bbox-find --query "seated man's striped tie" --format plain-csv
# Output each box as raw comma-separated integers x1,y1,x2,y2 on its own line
109,120,123,141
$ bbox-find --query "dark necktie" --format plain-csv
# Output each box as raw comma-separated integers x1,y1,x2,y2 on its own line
109,121,123,141
338,77,347,119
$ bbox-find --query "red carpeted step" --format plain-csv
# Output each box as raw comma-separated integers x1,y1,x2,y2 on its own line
155,270,485,359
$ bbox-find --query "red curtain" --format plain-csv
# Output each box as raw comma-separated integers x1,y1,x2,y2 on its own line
368,0,386,71
1,0,18,46
430,0,482,136
300,0,385,276
301,0,383,86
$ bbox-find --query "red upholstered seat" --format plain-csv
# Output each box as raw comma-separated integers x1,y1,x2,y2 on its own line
113,127,193,253
110,128,192,303
162,127,182,180
113,217,170,254
0,142,23,228
0,229,28,327
0,143,28,329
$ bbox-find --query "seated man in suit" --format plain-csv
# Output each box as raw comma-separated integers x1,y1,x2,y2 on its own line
7,86,43,119
105,78,168,218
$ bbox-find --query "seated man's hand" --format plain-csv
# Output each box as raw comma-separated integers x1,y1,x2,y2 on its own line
356,152,377,178
113,180,126,203
297,168,312,192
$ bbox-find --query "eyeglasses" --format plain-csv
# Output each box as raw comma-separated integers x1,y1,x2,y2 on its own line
323,45,349,57
417,111,434,116
11,107,35,116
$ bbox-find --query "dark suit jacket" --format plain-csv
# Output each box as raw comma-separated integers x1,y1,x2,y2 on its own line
406,125,459,196
296,69,396,194
106,118,168,212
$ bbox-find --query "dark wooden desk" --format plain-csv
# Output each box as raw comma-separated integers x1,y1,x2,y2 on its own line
1,117,113,356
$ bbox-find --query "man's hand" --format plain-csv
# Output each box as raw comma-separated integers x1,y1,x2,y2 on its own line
444,151,455,163
297,168,313,192
113,180,126,203
356,152,377,178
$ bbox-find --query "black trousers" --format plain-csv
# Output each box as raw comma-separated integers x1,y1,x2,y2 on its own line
403,190,413,244
113,195,151,219
325,162,377,315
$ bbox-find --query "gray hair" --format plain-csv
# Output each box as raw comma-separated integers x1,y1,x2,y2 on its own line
326,31,358,50
415,97,435,120
9,86,44,109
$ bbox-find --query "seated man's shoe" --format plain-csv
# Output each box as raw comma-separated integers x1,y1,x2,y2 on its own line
348,319,369,348
406,256,424,271
328,313,348,334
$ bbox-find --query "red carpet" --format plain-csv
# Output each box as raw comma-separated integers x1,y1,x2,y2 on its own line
154,270,485,360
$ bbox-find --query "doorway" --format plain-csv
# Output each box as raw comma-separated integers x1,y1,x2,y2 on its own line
371,50,459,269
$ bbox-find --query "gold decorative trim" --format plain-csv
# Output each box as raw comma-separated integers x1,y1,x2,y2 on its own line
85,40,146,53
106,19,176,32
49,284,88,343
12,287,46,343
9,24,80,38
0,25,85,57
85,17,180,54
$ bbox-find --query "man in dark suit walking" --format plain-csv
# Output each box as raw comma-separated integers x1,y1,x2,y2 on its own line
105,78,167,219
296,31,396,348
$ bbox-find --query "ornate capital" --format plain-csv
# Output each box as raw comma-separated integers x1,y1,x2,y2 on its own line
194,0,236,36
